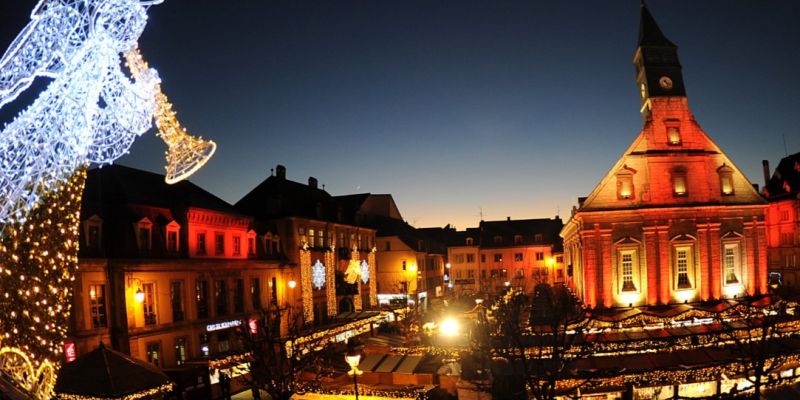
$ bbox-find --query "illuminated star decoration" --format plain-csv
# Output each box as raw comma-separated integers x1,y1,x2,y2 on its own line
360,260,370,284
0,0,164,225
312,259,326,289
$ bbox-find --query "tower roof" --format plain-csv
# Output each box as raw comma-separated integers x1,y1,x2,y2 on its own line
638,2,676,47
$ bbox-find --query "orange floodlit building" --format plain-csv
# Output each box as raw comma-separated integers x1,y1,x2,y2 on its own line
560,4,768,309
763,153,800,286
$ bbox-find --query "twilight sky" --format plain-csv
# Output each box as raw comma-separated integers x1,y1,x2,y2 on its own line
1,1,798,229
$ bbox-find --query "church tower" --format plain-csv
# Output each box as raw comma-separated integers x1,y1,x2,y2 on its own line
560,3,767,309
634,2,686,120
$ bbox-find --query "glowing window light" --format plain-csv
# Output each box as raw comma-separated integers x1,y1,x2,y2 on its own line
312,259,326,289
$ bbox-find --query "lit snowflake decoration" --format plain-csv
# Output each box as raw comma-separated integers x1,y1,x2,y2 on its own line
361,260,370,284
0,0,168,224
312,259,326,289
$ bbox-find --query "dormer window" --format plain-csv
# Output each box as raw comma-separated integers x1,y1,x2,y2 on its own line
493,236,503,244
135,218,152,251
718,164,735,196
514,235,523,245
667,127,681,145
466,237,474,246
247,230,257,256
534,234,543,242
616,167,636,200
83,215,103,250
165,221,180,253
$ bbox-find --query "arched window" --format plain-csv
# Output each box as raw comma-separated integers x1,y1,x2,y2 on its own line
665,119,681,145
672,167,688,196
718,164,735,196
616,166,636,200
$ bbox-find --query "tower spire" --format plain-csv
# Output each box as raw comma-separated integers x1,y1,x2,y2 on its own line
633,2,686,120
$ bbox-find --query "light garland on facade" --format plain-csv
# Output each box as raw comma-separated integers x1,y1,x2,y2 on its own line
57,382,175,400
0,168,85,399
291,313,386,353
123,46,216,184
0,0,161,224
300,244,313,323
312,259,326,290
325,246,337,317
351,246,363,311
368,249,377,307
295,383,426,399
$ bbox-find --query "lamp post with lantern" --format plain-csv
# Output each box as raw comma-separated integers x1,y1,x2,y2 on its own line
345,342,363,400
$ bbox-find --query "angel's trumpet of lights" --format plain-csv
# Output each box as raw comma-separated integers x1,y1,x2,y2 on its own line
124,46,216,184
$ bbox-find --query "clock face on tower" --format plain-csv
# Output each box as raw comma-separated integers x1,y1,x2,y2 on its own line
659,76,673,90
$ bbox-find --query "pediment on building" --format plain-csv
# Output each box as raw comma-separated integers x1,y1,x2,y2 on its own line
578,102,764,212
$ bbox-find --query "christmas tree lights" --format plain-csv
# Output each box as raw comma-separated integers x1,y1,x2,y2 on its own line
0,168,85,399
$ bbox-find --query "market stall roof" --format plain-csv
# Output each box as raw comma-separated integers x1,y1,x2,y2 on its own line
54,342,173,399
374,355,404,373
395,355,424,374
358,354,387,372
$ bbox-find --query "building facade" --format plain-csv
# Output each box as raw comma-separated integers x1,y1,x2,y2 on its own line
763,153,800,286
73,165,285,370
235,165,378,325
560,5,767,309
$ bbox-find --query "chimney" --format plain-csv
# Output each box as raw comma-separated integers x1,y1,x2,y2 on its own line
762,160,770,187
276,164,286,179
506,216,511,222
308,176,318,189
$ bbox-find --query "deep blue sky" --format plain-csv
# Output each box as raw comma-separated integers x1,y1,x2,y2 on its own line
1,1,798,229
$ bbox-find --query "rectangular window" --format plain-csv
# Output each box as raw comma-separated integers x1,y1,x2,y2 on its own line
535,234,543,242
620,251,636,292
199,333,210,357
196,233,206,255
234,279,244,313
142,283,156,326
494,253,502,262
536,252,544,261
196,280,209,319
248,237,256,256
358,234,363,249
89,284,107,328
309,229,315,247
319,230,325,247
271,277,278,304
724,244,740,284
233,236,241,256
251,278,261,310
175,338,187,366
674,175,687,196
146,342,161,367
170,281,184,322
557,255,564,263
215,233,225,255
88,225,101,249
466,254,475,263
468,269,475,278
514,253,523,262
167,231,178,253
454,254,465,263
481,254,486,263
402,260,406,270
217,331,230,353
516,268,524,278
781,210,790,221
215,280,227,316
676,248,691,289
781,232,793,246
139,228,151,251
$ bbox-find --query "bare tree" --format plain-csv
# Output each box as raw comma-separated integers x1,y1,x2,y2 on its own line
714,295,794,398
490,284,594,400
236,303,334,400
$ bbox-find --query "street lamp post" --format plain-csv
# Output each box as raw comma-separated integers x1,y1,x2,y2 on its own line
345,347,363,400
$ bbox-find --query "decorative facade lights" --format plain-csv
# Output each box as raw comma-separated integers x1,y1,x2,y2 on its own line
325,245,337,317
299,244,314,323
350,246,363,311
368,248,377,306
312,259,326,290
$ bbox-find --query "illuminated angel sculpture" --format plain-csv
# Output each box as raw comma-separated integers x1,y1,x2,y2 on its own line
0,0,215,224
0,0,209,397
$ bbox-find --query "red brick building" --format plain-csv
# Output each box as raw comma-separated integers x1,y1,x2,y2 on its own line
560,4,767,308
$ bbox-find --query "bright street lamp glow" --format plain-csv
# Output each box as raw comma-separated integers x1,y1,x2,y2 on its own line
288,280,297,289
440,318,460,337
